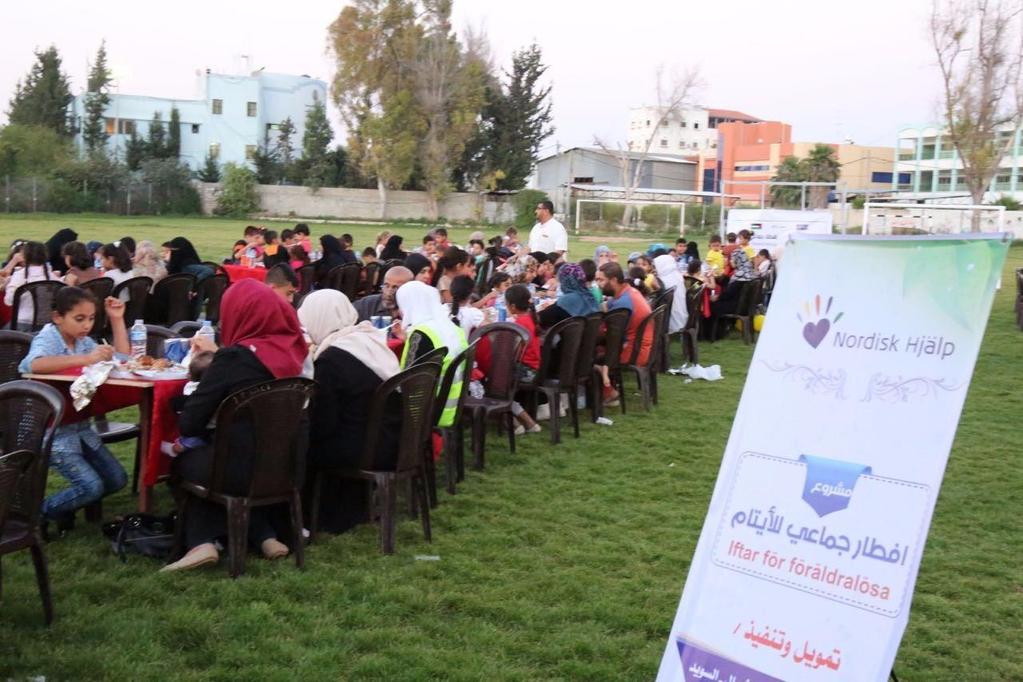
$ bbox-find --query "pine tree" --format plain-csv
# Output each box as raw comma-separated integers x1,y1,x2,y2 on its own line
197,150,221,182
146,111,168,159
82,41,113,155
276,117,296,182
302,98,334,188
125,130,146,170
7,46,74,138
168,106,181,159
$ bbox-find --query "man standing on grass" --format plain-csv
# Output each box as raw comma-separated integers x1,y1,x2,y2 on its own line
528,200,567,258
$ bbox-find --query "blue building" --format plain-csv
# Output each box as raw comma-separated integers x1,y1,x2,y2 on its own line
68,70,327,171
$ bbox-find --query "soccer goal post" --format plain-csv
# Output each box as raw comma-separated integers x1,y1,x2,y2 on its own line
573,198,690,236
863,202,1005,235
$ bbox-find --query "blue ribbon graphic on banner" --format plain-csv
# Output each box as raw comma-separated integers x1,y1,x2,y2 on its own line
798,455,872,517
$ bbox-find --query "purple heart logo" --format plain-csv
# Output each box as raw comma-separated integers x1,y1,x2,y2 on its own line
803,319,830,348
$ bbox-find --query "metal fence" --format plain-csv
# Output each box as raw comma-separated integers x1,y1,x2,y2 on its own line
2,176,201,215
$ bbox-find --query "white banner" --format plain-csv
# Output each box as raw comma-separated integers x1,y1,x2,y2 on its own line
657,234,1009,682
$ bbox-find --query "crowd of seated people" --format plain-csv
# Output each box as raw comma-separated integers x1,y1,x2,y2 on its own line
1,208,775,573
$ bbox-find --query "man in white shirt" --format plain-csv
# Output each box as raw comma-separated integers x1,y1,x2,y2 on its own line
528,200,568,256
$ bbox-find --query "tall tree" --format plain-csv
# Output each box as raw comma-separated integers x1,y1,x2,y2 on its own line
770,156,805,208
146,111,168,159
466,42,553,191
167,106,181,159
769,145,841,208
301,98,335,188
7,46,74,138
329,0,422,216
932,0,1023,229
125,129,146,170
82,40,113,155
276,116,296,177
409,1,487,218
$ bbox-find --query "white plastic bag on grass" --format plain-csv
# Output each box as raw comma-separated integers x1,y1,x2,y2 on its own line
680,364,723,381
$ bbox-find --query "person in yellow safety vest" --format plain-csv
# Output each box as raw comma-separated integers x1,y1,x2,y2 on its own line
395,281,468,427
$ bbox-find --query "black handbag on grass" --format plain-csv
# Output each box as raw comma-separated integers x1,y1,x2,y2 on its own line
101,513,176,562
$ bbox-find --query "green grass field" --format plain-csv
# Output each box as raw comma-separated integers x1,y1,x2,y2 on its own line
0,214,1020,680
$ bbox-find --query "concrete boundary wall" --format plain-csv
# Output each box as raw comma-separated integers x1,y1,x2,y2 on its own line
194,182,516,224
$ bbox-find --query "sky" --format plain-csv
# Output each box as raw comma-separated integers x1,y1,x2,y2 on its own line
1,0,943,153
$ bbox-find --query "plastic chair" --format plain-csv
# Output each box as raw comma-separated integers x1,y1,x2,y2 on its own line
652,288,674,376
297,264,316,296
0,330,33,384
0,380,64,625
9,281,65,332
79,277,114,339
196,274,229,324
326,263,362,300
575,313,605,424
310,364,441,554
362,261,383,296
463,323,529,470
170,320,203,338
596,308,631,418
518,317,585,444
716,280,763,345
147,273,197,326
144,324,177,358
616,305,667,412
173,378,316,577
434,340,478,497
112,276,153,326
681,288,702,365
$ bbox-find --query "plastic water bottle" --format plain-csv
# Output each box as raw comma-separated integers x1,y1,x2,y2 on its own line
197,319,216,344
494,294,507,322
129,320,147,359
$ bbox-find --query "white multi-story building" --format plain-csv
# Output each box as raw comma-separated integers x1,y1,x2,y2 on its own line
68,70,327,171
627,106,761,154
894,123,1023,200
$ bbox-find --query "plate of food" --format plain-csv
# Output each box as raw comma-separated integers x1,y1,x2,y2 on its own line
129,356,189,380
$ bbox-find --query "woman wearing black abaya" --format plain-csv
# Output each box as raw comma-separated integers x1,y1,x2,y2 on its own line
45,228,78,274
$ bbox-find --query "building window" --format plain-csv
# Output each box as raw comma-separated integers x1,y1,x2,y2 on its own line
646,120,650,127
105,118,116,135
191,123,200,134
247,101,257,117
117,119,135,135
691,142,698,149
734,164,770,172
693,122,700,129
660,139,668,147
871,172,894,184
209,143,220,160
212,99,223,115
679,141,686,148
680,121,687,128
573,176,594,184
245,144,257,160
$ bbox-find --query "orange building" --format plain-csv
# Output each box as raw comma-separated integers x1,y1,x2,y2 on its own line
700,121,896,202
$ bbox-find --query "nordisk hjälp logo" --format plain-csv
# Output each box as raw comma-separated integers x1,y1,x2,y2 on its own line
797,294,842,348
797,294,956,360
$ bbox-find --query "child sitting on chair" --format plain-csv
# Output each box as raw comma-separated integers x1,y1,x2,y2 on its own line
170,350,215,454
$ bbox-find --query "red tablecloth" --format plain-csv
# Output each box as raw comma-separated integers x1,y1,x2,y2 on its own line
0,299,11,327
34,369,187,487
221,264,267,283
387,337,405,358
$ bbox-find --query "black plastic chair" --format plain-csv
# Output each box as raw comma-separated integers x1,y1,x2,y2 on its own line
144,324,178,359
575,313,604,424
715,279,763,345
112,276,153,326
651,288,674,376
9,281,65,332
433,340,478,497
680,287,702,365
326,263,362,300
310,364,441,554
196,274,229,324
173,378,316,577
170,320,203,338
463,323,529,470
361,261,383,296
519,317,585,444
147,273,197,326
79,277,114,339
616,305,667,412
0,380,64,625
597,308,631,418
0,330,33,383
297,264,316,296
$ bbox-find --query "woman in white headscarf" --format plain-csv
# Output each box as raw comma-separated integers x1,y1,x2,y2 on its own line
654,254,688,334
395,280,467,366
298,290,401,471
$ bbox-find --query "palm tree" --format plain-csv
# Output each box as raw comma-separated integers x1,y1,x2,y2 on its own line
802,144,841,208
770,156,803,208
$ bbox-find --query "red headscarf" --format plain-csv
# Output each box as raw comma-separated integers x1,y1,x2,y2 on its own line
218,278,307,378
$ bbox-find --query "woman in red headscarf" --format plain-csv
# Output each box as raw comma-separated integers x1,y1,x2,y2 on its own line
162,279,309,572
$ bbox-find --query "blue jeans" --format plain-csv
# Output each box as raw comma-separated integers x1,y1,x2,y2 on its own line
43,422,128,519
